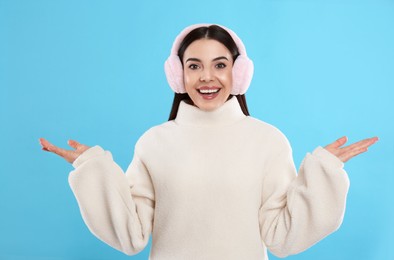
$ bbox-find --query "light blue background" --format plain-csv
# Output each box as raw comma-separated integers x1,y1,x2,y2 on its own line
1,0,393,259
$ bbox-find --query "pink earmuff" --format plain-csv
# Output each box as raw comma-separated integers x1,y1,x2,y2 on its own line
164,24,254,95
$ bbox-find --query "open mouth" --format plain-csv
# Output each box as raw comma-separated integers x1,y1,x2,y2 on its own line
197,88,220,95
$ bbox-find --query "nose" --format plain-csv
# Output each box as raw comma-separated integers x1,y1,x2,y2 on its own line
199,68,214,82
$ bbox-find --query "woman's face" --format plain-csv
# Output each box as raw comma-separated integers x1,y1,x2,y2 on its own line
182,39,233,111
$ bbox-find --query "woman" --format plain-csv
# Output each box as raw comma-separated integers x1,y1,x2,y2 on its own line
39,24,378,259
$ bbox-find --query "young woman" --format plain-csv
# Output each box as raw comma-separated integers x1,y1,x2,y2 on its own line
39,24,378,259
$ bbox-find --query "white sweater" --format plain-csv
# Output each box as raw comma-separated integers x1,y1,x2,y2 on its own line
69,97,350,260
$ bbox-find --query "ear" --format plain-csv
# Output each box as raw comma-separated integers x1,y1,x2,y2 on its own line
231,56,254,95
164,55,186,93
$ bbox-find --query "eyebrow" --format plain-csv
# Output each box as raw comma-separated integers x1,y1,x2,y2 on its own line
213,56,229,62
185,56,229,63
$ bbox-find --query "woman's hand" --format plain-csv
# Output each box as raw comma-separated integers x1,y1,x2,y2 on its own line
39,138,90,164
324,136,378,163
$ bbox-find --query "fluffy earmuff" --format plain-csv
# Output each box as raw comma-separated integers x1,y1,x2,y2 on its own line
164,24,254,95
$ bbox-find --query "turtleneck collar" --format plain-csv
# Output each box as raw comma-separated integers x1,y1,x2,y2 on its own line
174,97,247,127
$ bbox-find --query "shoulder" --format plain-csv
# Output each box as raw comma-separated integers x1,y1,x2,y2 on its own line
134,120,177,149
244,116,288,140
243,116,291,150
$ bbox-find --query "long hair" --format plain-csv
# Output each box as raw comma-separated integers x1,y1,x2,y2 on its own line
168,25,250,121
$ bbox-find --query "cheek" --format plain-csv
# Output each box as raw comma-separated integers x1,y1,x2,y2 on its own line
218,70,233,87
183,71,195,90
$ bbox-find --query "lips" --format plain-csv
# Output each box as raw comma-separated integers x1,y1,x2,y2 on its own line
198,88,220,94
197,86,221,100
197,86,221,94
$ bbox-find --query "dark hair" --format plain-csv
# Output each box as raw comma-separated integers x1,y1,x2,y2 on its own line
168,25,250,121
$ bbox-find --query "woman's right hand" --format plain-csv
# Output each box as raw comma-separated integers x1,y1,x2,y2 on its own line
39,138,90,164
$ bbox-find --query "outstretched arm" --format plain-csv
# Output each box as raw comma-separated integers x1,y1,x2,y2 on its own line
39,137,155,255
260,134,378,257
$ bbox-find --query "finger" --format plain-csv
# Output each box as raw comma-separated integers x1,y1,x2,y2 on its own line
39,138,53,150
68,139,81,150
39,138,55,151
342,137,378,153
340,146,369,162
356,137,379,149
335,136,348,147
44,142,71,158
339,137,378,162
68,140,90,153
39,138,63,154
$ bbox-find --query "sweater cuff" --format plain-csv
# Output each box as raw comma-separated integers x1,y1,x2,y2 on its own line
72,145,105,169
312,146,344,169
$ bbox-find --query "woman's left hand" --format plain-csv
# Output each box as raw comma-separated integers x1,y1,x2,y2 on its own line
324,136,379,163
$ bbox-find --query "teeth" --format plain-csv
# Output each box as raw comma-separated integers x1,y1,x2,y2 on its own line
199,89,219,94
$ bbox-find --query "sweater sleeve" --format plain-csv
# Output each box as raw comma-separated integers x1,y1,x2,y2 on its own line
68,145,155,255
258,141,350,258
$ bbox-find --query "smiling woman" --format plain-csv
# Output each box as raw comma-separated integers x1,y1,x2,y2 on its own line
39,24,378,260
166,24,253,120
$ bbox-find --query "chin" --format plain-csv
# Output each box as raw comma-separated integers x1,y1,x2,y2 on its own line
189,92,230,111
195,101,225,111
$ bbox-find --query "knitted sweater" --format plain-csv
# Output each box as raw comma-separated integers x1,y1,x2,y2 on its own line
69,97,350,260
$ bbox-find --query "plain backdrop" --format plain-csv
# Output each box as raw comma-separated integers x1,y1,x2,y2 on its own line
1,0,393,259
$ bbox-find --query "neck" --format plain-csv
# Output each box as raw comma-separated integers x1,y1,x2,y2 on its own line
174,97,246,127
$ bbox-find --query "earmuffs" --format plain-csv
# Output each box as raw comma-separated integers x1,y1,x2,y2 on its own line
164,24,254,95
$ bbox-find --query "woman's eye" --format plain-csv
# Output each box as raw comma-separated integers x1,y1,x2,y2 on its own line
216,63,226,69
188,64,199,70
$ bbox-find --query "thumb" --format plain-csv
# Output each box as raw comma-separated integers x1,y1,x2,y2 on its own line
331,136,348,149
68,139,82,150
325,136,348,150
